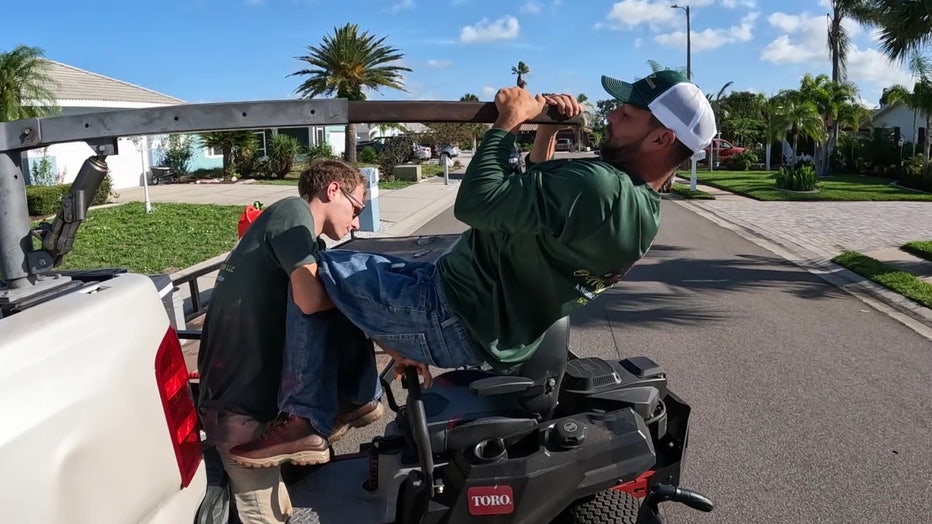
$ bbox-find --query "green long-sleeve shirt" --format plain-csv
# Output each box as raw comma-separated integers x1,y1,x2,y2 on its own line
436,129,662,367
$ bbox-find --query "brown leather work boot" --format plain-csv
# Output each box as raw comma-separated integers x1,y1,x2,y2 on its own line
329,399,385,443
229,414,330,468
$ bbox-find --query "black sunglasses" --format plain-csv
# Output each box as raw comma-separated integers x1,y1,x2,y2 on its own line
340,187,365,218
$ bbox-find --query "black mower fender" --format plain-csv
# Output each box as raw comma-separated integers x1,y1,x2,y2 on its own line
432,408,656,524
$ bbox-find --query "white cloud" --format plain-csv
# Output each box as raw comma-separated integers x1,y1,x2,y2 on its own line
847,48,914,87
460,16,520,43
603,0,678,29
634,37,643,48
762,11,863,65
655,11,758,52
761,10,913,102
390,0,415,12
520,1,541,14
426,59,452,68
482,86,498,98
721,0,756,7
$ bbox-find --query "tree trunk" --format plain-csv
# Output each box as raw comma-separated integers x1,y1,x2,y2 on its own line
924,114,931,179
345,123,357,163
765,143,772,171
222,145,232,177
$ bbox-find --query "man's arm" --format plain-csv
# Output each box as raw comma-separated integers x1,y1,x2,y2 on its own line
529,94,579,164
289,263,335,315
454,89,585,234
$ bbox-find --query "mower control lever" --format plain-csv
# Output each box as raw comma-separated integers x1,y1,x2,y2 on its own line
635,485,714,524
404,367,436,491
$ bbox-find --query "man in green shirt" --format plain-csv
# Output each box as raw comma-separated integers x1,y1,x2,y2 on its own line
197,160,378,523
230,69,717,468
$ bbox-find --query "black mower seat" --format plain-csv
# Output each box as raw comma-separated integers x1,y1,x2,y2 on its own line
420,317,571,454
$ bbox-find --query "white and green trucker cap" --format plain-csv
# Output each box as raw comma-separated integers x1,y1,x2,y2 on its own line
601,70,717,153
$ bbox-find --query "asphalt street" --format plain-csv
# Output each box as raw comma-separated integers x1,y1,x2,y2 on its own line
332,201,932,523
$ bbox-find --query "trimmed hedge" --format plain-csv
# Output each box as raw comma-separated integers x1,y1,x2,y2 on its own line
25,174,116,217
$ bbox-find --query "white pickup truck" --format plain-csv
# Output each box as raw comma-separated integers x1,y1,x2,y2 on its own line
0,98,586,524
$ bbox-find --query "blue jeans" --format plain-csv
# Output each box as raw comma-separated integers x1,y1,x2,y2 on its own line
278,250,484,433
278,286,382,436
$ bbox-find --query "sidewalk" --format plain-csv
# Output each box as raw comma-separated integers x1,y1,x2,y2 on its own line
669,176,932,338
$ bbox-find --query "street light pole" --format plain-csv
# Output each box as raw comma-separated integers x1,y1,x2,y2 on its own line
671,4,691,82
671,4,695,188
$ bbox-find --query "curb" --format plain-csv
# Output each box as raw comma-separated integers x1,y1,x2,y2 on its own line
673,199,932,342
377,180,461,238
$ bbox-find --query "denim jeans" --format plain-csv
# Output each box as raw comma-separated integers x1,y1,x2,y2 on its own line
277,250,484,434
278,286,382,436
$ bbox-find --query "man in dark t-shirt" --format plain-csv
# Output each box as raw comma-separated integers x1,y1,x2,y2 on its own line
196,159,373,524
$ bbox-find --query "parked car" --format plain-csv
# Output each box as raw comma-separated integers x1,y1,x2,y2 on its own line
434,144,460,158
555,138,573,152
413,144,431,161
704,138,746,161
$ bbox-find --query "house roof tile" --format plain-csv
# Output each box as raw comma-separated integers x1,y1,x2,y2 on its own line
45,61,184,106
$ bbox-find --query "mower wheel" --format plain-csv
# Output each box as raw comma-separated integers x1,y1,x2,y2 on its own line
552,489,640,524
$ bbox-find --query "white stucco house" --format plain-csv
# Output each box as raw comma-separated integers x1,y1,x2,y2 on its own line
22,61,185,190
871,101,928,150
23,61,350,188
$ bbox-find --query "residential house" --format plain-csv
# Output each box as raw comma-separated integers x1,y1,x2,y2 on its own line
24,60,352,185
22,61,185,190
872,101,928,152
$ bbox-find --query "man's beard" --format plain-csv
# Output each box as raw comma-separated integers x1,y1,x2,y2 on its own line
599,139,641,170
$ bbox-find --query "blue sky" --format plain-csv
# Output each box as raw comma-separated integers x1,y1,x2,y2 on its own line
2,0,916,109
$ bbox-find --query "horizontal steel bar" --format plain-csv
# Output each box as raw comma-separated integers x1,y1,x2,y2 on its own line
0,100,579,153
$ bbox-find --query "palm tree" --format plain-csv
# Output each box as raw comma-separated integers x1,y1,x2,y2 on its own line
870,0,932,63
760,94,790,170
827,1,878,82
797,73,858,175
835,100,874,170
292,24,411,163
511,61,530,88
772,90,826,164
460,93,479,101
0,45,59,121
199,131,258,177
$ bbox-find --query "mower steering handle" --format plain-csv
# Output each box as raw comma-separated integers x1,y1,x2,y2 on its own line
405,367,435,488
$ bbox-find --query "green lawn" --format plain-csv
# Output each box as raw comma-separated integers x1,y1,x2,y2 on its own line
670,183,715,200
689,170,932,201
55,202,243,274
902,241,932,262
833,251,932,309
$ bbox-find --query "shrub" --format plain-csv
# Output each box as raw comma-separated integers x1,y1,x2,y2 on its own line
722,150,757,171
377,136,416,179
26,185,66,216
26,173,117,216
306,141,335,161
358,146,378,164
775,161,818,192
268,134,304,178
89,173,117,205
161,134,194,176
30,154,57,186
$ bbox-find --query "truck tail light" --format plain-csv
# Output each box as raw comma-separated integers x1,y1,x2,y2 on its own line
155,326,202,488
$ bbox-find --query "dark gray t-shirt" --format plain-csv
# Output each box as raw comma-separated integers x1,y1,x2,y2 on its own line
197,196,322,424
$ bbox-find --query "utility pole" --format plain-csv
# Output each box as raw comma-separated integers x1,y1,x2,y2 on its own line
671,4,691,82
